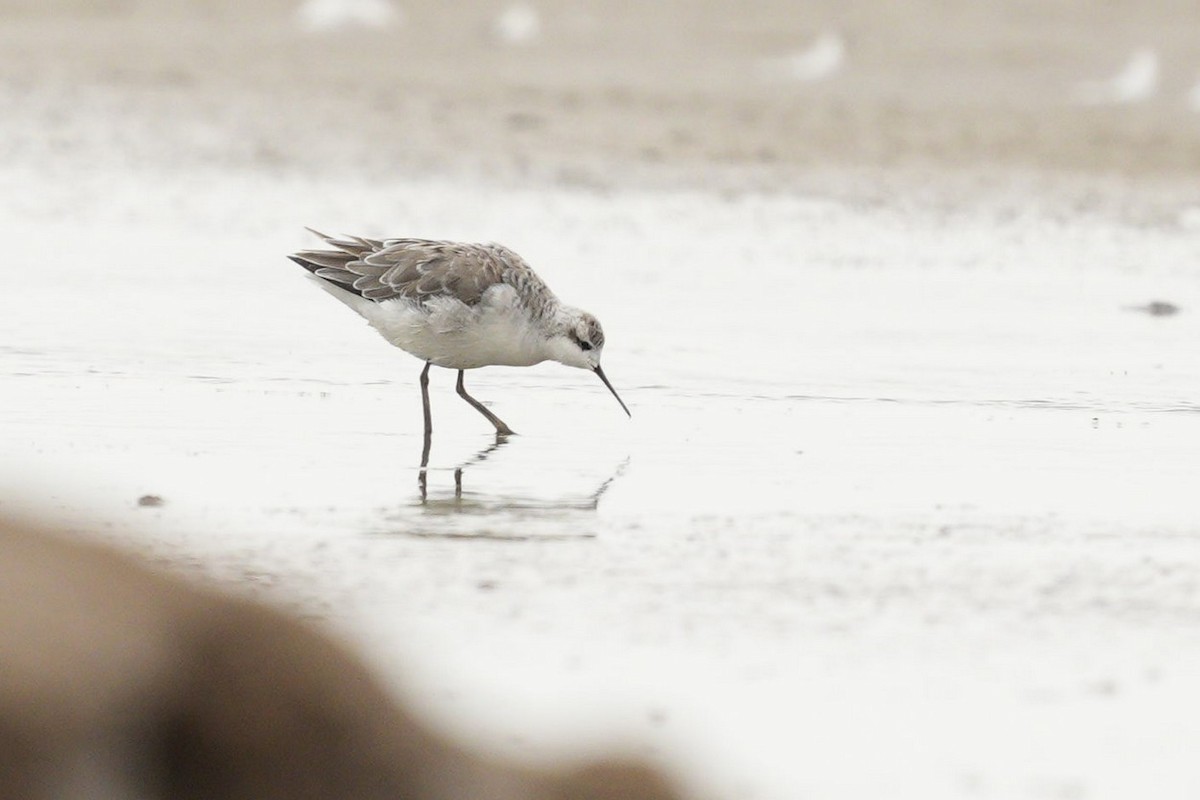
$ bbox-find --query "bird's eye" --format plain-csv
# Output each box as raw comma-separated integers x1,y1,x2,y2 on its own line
579,341,594,352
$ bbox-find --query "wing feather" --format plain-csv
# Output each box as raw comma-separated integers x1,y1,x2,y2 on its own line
294,250,357,270
314,267,355,284
292,232,522,307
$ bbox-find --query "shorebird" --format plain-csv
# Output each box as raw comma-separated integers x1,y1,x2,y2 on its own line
289,229,630,439
1072,48,1159,105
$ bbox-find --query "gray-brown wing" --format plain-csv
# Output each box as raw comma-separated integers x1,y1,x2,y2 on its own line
361,239,509,304
291,231,510,305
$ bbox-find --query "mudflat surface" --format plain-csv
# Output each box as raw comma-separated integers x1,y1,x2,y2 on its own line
4,2,1200,799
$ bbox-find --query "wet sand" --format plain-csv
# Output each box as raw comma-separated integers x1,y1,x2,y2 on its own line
4,2,1200,799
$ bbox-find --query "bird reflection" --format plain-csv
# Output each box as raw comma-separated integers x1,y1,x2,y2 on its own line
417,431,510,501
416,433,627,512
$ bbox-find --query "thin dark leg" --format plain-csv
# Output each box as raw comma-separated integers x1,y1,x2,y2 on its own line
456,370,515,436
419,362,433,499
420,361,433,442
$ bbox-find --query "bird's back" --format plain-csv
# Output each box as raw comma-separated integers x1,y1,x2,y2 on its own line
290,232,557,318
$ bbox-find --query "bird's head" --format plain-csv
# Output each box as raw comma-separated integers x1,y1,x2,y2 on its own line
549,309,606,369
547,308,630,417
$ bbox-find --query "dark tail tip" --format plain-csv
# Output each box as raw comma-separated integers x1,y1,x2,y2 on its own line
289,254,320,275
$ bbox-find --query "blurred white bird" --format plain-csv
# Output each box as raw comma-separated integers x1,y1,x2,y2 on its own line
1178,206,1200,230
295,0,401,32
491,3,541,46
759,32,846,83
1072,48,1159,105
1187,77,1200,111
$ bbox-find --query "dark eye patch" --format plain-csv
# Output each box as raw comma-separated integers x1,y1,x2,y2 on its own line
579,341,594,352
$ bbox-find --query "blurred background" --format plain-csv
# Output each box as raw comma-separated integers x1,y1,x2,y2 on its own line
5,0,1200,188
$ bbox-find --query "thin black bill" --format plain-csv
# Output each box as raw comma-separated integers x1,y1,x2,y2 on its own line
593,365,631,417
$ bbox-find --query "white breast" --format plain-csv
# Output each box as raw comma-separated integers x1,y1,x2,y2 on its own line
314,279,550,369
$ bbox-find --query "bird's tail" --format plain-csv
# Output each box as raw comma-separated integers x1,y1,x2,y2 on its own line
288,228,384,298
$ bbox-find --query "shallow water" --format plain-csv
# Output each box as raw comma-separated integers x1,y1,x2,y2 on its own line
5,161,1200,798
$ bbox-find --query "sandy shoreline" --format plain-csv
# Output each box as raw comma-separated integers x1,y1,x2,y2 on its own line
4,0,1200,204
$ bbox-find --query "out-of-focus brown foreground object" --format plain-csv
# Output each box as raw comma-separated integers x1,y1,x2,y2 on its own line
0,517,682,800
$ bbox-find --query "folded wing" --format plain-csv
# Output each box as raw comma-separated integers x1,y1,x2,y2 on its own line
290,229,509,306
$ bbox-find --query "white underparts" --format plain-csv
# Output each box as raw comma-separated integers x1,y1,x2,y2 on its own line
311,277,552,369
